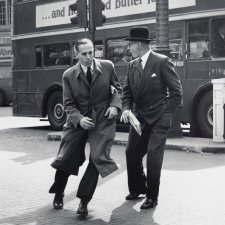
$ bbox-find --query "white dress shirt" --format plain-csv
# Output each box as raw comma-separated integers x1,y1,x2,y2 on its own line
140,49,151,69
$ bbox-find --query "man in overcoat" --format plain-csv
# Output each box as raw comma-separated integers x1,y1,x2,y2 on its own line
120,27,183,209
49,38,122,215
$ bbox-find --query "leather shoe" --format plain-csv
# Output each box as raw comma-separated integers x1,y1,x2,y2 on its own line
76,199,88,216
126,193,142,200
53,193,64,210
140,198,158,209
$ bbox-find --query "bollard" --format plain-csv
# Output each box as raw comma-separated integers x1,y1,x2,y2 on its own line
212,78,225,142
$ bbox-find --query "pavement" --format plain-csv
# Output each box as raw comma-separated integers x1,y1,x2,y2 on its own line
1,116,225,225
47,131,225,154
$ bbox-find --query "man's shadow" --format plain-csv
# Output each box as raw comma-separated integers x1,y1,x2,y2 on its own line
0,197,160,225
75,197,160,225
106,198,159,225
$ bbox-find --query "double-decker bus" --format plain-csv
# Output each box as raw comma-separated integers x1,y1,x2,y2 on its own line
12,0,225,138
0,31,12,106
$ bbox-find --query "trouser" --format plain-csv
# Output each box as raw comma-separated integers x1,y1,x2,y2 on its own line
126,112,172,200
49,156,99,201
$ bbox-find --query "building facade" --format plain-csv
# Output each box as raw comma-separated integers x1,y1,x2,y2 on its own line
0,0,12,106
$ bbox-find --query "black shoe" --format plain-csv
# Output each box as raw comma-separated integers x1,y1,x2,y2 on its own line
126,193,143,200
53,193,64,210
140,198,158,209
76,199,88,216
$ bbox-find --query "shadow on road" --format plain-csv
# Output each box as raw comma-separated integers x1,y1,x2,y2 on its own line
0,194,159,225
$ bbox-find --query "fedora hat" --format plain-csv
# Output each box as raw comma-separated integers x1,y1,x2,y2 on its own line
124,26,151,42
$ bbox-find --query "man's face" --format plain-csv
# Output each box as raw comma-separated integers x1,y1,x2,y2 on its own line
128,41,141,59
77,42,94,67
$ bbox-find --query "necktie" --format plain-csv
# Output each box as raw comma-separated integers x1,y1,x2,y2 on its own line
138,58,143,75
86,67,92,84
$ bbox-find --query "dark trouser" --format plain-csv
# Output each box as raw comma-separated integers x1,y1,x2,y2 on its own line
49,156,99,202
126,112,172,200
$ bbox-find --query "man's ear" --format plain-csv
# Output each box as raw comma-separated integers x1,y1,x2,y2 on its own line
73,46,78,58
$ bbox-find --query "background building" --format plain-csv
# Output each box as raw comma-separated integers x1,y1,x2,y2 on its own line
0,0,12,106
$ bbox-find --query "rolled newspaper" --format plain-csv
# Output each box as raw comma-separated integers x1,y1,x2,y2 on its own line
129,110,142,136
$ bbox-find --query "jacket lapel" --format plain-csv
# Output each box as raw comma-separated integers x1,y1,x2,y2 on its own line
92,59,101,84
136,52,156,98
142,51,156,79
74,62,90,87
133,59,143,78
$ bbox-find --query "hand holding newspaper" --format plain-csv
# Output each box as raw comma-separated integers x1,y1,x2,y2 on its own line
129,110,142,136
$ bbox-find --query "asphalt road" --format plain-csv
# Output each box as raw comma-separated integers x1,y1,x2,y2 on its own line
0,106,225,224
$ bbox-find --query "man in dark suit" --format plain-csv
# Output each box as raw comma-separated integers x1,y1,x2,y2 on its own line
120,27,183,209
49,38,122,215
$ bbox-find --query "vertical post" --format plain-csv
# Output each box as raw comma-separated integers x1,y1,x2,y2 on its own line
155,0,170,56
223,104,225,139
155,0,182,137
89,0,95,50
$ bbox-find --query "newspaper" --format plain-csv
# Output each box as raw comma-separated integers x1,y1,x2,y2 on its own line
129,110,142,136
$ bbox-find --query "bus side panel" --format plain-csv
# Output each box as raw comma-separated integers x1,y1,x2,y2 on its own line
12,68,65,117
30,69,65,92
12,70,42,116
13,39,36,70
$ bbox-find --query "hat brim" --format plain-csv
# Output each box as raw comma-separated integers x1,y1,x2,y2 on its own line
124,37,152,41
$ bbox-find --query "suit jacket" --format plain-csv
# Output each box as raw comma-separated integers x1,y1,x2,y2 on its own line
51,58,122,177
122,51,183,126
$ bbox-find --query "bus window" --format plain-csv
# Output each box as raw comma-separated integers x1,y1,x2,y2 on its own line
169,32,183,61
44,43,71,67
94,40,104,59
35,46,42,68
170,39,183,60
212,18,225,58
188,21,209,59
150,31,183,61
106,39,132,64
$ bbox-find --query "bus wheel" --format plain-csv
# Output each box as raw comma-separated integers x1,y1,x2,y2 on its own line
0,91,5,106
197,91,213,138
47,91,66,131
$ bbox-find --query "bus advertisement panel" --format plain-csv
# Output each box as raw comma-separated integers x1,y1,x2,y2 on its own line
12,0,225,137
0,34,12,106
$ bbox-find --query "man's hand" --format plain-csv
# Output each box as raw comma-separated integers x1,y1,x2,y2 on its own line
120,110,130,123
105,107,118,119
79,117,95,130
110,85,118,94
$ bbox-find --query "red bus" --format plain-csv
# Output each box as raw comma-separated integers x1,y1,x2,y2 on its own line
0,32,12,106
12,0,225,138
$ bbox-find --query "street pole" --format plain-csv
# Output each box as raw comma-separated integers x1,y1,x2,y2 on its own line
155,0,170,56
89,0,96,50
155,0,183,137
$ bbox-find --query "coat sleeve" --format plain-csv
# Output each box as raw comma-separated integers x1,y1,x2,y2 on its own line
160,57,183,112
109,62,122,111
121,63,133,112
63,72,83,128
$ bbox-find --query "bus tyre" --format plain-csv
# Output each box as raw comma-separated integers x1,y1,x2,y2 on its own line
0,91,5,106
47,91,66,131
197,91,213,138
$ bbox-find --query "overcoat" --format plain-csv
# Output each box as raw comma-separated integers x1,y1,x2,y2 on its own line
51,59,122,178
122,51,183,125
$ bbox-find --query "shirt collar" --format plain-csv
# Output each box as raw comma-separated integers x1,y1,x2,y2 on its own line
140,49,151,69
80,63,94,75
